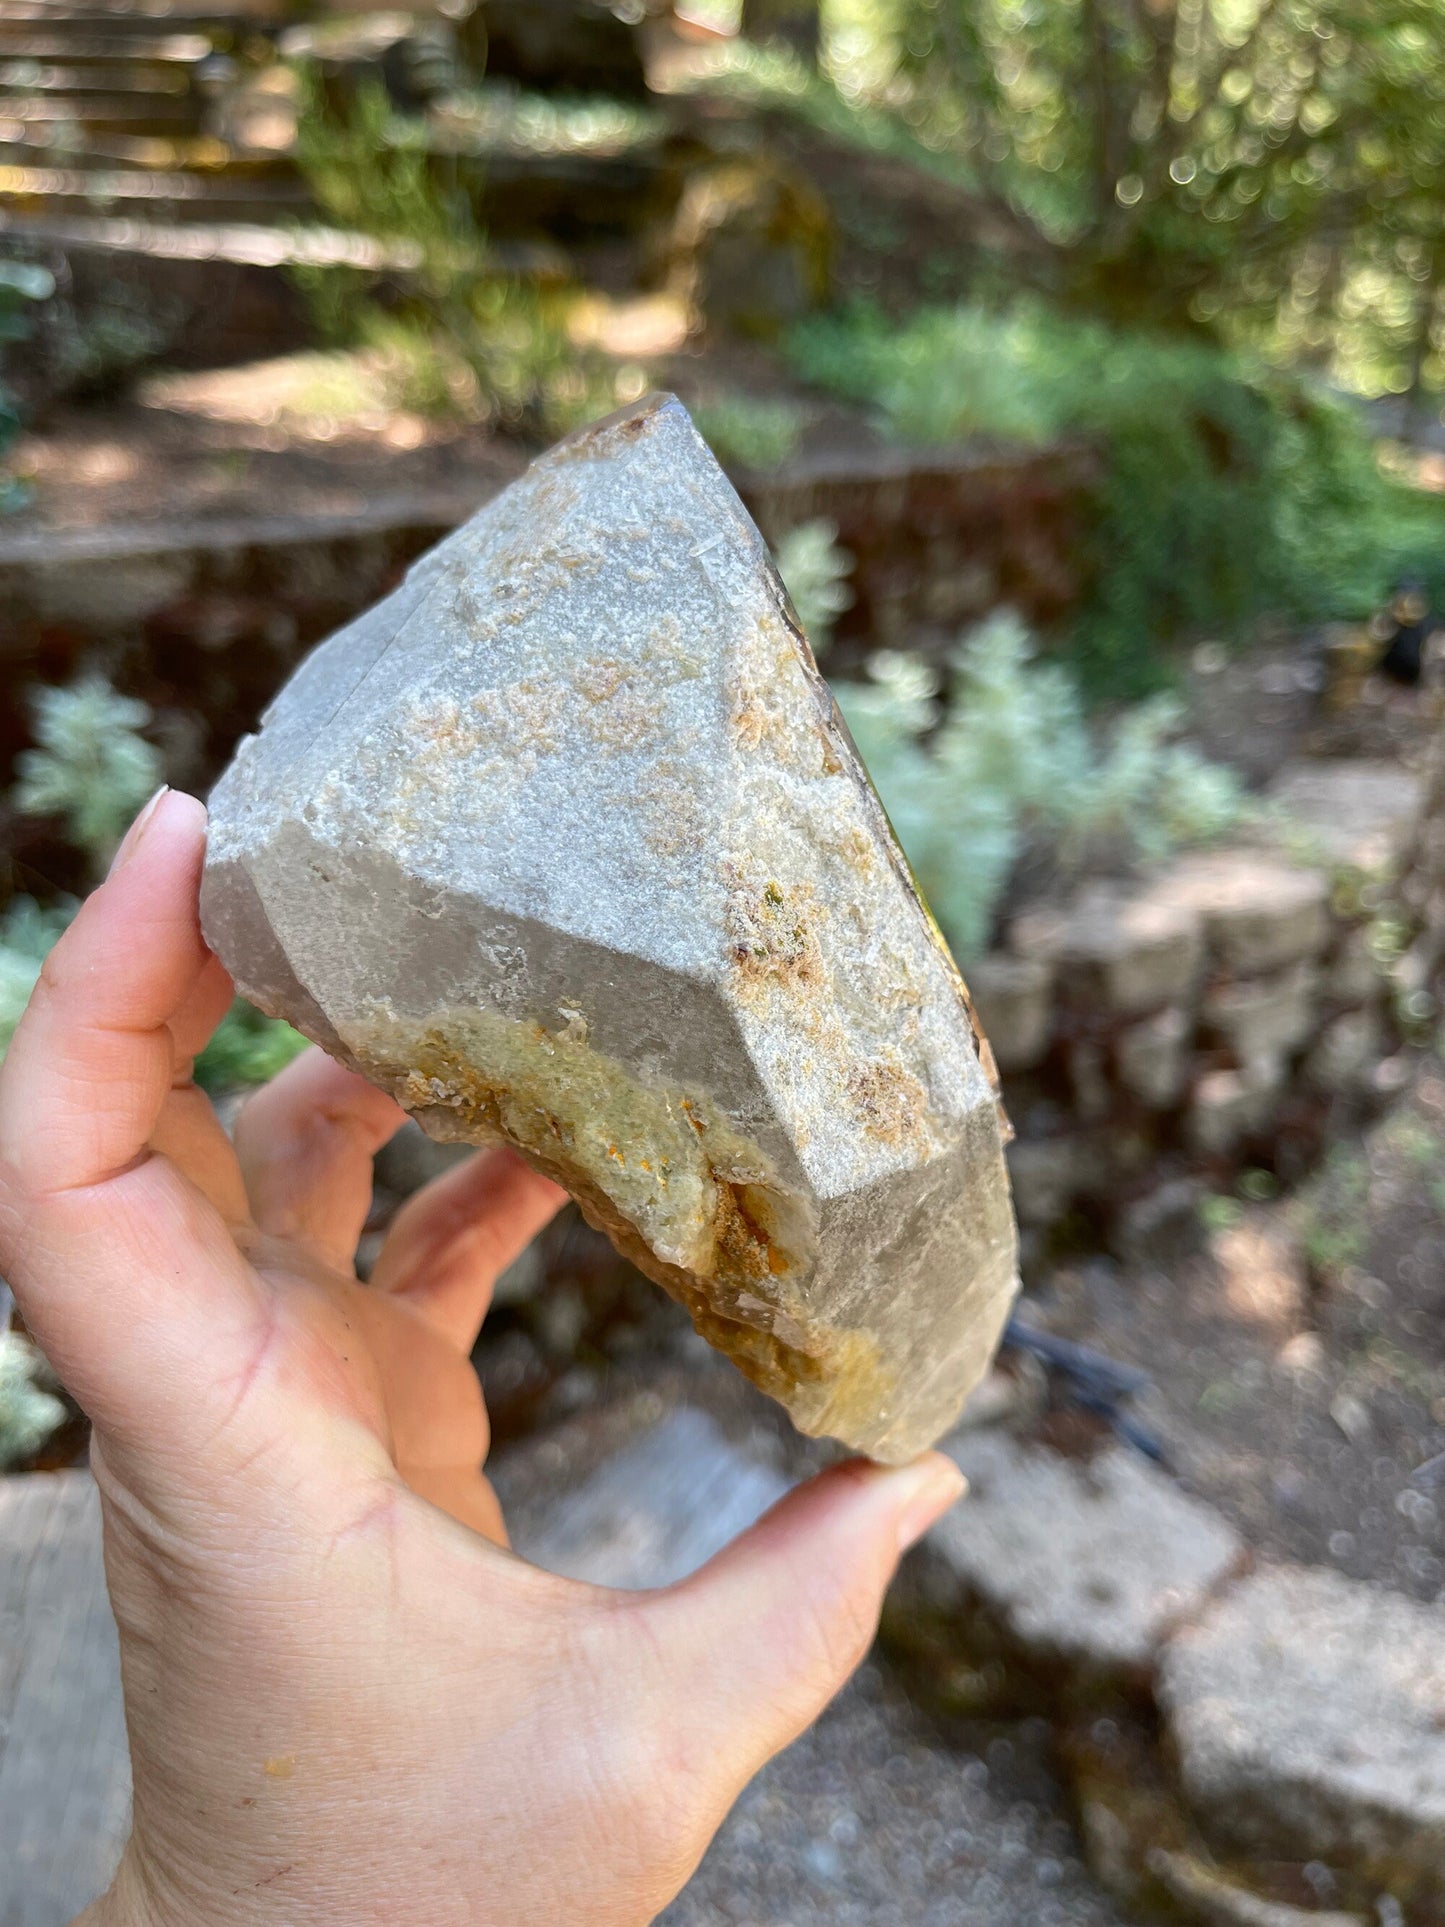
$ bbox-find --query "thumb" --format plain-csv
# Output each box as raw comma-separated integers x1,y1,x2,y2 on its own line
635,1452,964,1796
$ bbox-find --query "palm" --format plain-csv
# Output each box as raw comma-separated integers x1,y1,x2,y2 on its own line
257,1247,505,1538
167,1047,562,1546
0,789,963,1927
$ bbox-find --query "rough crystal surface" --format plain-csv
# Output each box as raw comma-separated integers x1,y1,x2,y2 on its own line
202,393,1018,1461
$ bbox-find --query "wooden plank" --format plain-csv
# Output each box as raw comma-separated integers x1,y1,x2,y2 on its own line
0,1473,129,1927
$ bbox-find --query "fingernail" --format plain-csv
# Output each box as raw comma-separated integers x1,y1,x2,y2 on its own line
892,1454,967,1553
108,786,170,877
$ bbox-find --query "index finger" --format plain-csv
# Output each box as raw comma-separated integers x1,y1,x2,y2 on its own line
0,790,266,1444
0,788,210,1195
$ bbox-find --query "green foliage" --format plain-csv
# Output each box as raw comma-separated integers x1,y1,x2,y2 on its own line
1198,1193,1244,1235
291,75,614,435
676,34,980,192
195,1001,310,1094
0,1330,66,1471
1,675,305,1092
843,0,1445,387
793,301,1059,442
14,678,163,869
0,886,301,1092
434,85,661,159
0,897,73,1053
792,299,1445,694
0,258,56,513
693,393,807,469
773,517,854,651
833,610,1248,957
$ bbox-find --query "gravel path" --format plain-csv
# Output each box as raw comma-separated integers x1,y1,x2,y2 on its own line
662,1664,1127,1927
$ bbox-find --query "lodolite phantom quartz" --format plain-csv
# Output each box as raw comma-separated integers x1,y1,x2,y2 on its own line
201,394,1019,1462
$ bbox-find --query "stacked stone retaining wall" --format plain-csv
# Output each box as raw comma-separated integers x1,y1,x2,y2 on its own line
967,759,1429,1259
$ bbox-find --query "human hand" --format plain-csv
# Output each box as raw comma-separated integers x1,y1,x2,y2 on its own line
0,789,966,1927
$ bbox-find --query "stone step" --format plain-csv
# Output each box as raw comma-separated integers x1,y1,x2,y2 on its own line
1,0,284,21
0,1472,130,1927
0,161,309,222
0,128,294,176
0,92,200,129
0,26,213,55
491,1392,1130,1926
0,1402,1132,1927
887,1424,1247,1703
499,1403,790,1589
1159,1565,1445,1915
0,60,196,93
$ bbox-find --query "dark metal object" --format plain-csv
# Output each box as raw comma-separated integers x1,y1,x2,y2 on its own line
1001,1314,1170,1466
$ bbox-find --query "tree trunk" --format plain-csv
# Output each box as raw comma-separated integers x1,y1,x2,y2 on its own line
741,0,820,62
1406,242,1442,436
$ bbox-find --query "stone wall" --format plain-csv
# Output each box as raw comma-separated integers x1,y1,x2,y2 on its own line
967,759,1428,1261
888,1415,1445,1924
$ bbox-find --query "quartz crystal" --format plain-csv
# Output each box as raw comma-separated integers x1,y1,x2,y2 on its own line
202,394,1018,1461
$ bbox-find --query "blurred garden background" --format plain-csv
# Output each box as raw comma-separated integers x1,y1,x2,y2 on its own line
6,3,1445,1924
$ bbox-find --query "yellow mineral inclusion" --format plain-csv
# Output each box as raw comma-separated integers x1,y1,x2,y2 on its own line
342,1001,896,1434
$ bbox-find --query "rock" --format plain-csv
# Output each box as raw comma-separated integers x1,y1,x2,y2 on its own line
1266,760,1423,877
504,1405,789,1588
667,157,833,338
1323,926,1383,1007
1159,1564,1445,1899
1013,887,1203,1018
899,1429,1244,1689
1144,1848,1369,1927
202,393,1019,1464
1114,1177,1206,1267
965,952,1054,1074
1201,963,1318,1067
1185,1067,1280,1157
1305,1007,1384,1097
1151,853,1330,977
1115,1006,1191,1108
1007,1134,1101,1229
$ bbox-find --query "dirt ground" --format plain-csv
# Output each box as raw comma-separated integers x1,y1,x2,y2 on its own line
1031,1056,1445,1606
5,386,530,534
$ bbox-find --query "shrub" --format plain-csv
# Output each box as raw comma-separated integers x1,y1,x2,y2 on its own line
13,677,163,870
791,301,1445,697
0,1330,66,1471
291,76,616,436
3,688,308,1090
833,611,1248,958
693,393,807,470
194,1001,310,1094
774,517,853,651
0,897,73,1053
0,257,56,512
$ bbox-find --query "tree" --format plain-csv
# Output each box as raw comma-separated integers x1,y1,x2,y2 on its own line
892,0,1445,382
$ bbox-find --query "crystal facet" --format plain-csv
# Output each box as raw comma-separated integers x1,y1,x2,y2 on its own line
202,394,1018,1461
